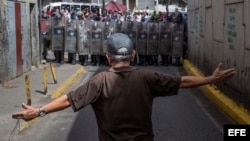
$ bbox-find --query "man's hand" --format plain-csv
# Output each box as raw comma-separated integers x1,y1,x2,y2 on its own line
211,63,236,83
12,103,39,121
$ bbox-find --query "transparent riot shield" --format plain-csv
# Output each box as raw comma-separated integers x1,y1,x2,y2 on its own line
159,22,172,65
159,22,171,55
171,23,184,65
77,20,91,56
147,22,159,55
136,22,148,65
51,17,65,52
102,21,114,55
136,22,148,55
65,19,77,53
90,21,102,55
124,20,137,64
124,21,137,49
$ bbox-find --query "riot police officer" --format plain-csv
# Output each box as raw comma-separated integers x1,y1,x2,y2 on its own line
125,20,137,65
136,22,148,65
102,21,113,65
172,23,184,66
65,19,77,65
159,22,171,66
78,21,91,66
51,15,65,64
90,22,102,66
147,22,159,65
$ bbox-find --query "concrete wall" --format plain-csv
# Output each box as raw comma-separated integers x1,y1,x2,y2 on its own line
187,0,250,110
0,1,9,84
0,0,40,84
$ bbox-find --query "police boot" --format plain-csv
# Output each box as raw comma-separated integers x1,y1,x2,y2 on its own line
83,55,88,66
60,51,64,64
79,55,83,65
96,55,100,66
67,53,72,63
154,55,158,66
71,53,76,65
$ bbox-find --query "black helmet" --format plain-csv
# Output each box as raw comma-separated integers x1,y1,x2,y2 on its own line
92,22,98,29
137,22,143,29
107,33,133,56
116,20,122,27
81,21,86,26
162,22,168,30
127,20,133,28
150,23,155,31
105,21,110,26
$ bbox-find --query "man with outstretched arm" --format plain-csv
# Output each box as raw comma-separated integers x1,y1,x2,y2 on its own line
12,33,235,141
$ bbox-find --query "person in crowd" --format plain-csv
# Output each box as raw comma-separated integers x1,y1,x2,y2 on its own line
151,11,158,22
157,11,163,22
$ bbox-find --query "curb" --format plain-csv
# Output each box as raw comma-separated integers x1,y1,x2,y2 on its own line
183,59,250,124
19,66,86,132
51,66,86,99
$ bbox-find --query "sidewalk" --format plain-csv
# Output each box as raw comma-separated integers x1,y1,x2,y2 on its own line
0,62,85,141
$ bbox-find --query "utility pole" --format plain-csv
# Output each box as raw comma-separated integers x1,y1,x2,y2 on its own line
102,0,105,14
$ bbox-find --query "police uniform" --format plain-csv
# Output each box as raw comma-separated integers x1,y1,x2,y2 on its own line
90,22,102,66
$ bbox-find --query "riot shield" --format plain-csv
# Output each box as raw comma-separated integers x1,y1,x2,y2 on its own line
159,22,171,55
136,22,148,55
51,17,65,51
102,21,114,55
90,21,102,55
171,23,184,65
147,22,159,55
77,20,91,55
65,19,77,53
124,21,137,50
172,24,184,58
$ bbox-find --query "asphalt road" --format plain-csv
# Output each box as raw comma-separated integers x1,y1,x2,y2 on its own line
12,65,235,141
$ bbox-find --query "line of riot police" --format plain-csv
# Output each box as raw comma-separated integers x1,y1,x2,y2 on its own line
44,16,185,66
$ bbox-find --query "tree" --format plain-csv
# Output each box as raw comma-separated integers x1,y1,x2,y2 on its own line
162,0,173,13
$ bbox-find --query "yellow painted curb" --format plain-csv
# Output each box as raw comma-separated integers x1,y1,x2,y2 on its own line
51,66,86,99
19,66,86,132
183,59,250,124
19,118,38,132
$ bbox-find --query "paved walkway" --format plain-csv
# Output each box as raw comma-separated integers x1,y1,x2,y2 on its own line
0,63,85,141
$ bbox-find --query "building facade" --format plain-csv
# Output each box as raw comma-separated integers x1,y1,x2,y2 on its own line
0,0,40,85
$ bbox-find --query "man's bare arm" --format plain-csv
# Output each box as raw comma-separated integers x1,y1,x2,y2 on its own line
180,63,236,88
12,95,71,121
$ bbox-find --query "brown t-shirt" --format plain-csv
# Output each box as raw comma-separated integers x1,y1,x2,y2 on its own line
67,66,181,141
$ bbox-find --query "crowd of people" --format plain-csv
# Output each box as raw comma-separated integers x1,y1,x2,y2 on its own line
41,6,186,24
41,6,188,66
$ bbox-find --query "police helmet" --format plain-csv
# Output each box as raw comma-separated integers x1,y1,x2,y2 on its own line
116,20,122,27
92,22,98,29
105,21,110,26
107,33,133,56
150,23,156,31
127,20,133,29
137,22,143,30
162,22,168,30
81,21,87,27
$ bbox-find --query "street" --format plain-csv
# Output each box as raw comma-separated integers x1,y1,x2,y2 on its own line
11,65,235,141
